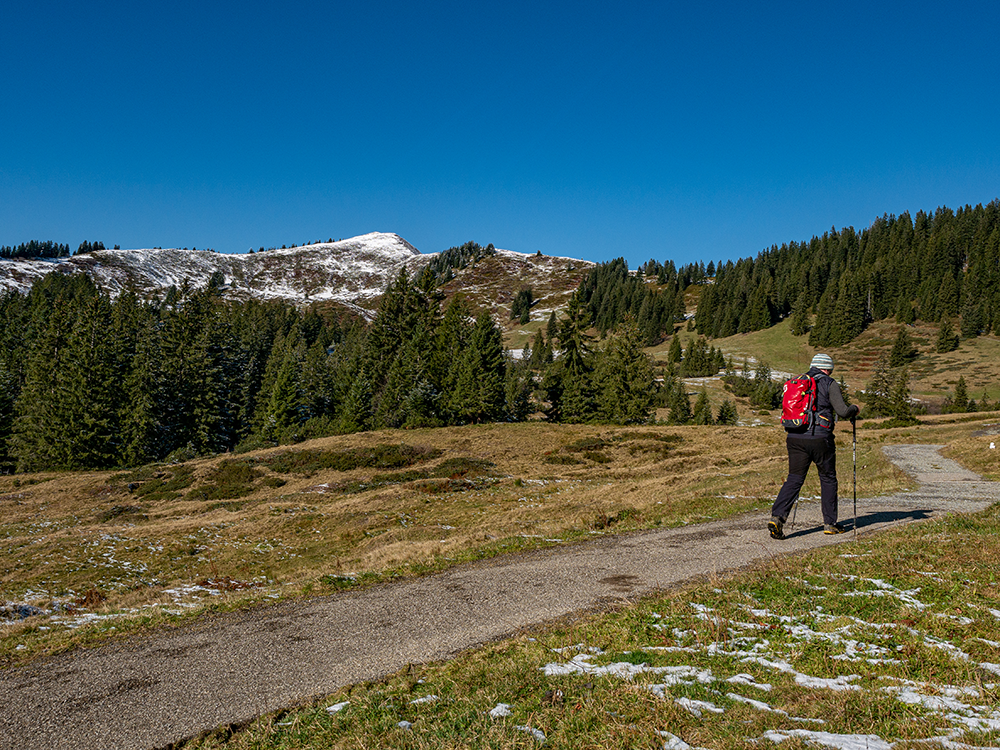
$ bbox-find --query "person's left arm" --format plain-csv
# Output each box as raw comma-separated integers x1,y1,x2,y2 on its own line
828,380,860,421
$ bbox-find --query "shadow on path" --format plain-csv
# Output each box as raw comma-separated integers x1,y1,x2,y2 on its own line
782,508,938,540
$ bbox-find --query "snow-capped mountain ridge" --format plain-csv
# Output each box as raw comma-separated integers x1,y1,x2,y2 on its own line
0,233,431,316
0,232,597,323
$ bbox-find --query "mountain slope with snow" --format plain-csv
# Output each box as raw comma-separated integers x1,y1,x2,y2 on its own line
0,233,596,321
0,233,427,316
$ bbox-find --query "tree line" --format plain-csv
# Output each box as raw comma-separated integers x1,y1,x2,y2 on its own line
562,201,999,348
697,201,1000,345
0,263,670,473
1,240,118,259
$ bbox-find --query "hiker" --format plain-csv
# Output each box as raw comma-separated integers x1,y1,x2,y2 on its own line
768,353,860,539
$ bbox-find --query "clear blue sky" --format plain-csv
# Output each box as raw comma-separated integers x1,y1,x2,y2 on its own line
2,1,998,270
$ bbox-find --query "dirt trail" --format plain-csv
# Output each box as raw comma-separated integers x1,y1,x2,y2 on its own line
1,444,996,750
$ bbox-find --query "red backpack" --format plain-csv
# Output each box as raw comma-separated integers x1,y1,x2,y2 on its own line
780,374,817,433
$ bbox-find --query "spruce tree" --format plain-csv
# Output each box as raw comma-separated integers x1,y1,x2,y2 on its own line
447,312,507,424
63,294,129,467
716,399,738,425
789,291,810,336
255,336,305,440
120,328,162,467
336,364,373,434
951,376,969,413
0,361,17,470
470,311,507,421
667,381,692,425
895,296,916,324
935,317,959,353
592,317,655,424
888,327,916,367
960,272,983,339
863,354,894,418
808,288,836,347
691,389,714,425
889,367,919,425
546,311,558,343
667,334,682,364
504,352,534,422
11,300,76,471
936,273,959,319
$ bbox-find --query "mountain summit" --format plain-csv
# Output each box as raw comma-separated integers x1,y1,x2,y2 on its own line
0,233,595,322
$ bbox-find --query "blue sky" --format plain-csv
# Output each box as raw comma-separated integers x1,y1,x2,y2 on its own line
2,1,998,269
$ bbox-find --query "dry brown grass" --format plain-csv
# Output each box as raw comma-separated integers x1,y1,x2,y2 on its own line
1,411,980,665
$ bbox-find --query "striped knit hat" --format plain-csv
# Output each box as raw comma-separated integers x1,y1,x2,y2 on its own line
811,353,835,371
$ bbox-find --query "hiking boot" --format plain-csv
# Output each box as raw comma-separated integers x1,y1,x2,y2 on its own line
768,517,784,540
824,522,847,535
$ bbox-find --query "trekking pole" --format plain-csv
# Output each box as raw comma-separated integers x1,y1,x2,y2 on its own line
789,493,799,530
852,418,857,539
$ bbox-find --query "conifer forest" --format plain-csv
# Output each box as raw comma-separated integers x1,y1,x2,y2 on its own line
1,201,997,473
0,262,661,473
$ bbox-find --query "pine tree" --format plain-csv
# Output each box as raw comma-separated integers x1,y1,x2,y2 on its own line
960,272,983,339
888,327,916,367
691,389,714,425
935,317,959,353
951,376,969,413
592,317,656,424
716,399,738,425
789,291,810,336
889,367,919,425
863,354,894,418
337,364,373,434
546,311,558,343
667,381,692,425
667,334,682,364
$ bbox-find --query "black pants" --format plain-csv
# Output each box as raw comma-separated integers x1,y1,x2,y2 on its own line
771,433,838,525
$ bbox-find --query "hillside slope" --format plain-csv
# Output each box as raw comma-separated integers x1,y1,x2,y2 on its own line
0,234,595,323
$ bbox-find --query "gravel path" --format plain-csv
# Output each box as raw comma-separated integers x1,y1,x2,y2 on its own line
1,444,996,750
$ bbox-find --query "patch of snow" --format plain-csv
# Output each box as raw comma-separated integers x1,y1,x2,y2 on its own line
762,729,892,749
488,703,512,718
515,724,546,743
674,696,724,717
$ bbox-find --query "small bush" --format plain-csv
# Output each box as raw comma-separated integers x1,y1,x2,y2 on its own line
593,508,637,529
125,466,196,502
264,444,442,475
430,457,495,478
188,460,262,502
565,437,608,453
543,454,580,465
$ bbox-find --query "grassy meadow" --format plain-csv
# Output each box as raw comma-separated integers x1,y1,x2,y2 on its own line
2,415,924,668
2,321,999,747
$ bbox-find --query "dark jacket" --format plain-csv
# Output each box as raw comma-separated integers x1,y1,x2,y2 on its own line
801,367,859,438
